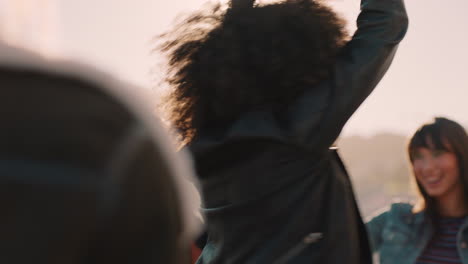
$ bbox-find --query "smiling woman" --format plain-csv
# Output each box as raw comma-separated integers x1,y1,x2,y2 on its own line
366,117,468,264
408,118,468,218
411,147,461,205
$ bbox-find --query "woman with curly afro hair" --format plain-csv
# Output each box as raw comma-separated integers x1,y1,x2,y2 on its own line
159,0,408,263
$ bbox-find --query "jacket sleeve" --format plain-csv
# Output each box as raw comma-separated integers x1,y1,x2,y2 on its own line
366,210,389,252
286,0,408,150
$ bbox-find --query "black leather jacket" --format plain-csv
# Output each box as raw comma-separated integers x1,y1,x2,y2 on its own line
189,0,408,263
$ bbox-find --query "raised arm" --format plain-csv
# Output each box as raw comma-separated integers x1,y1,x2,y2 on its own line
287,0,408,150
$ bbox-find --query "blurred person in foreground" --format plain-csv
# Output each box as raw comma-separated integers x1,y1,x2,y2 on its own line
367,117,468,264
0,41,200,264
159,0,408,263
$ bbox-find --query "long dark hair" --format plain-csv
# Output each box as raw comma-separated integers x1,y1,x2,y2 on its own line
159,0,348,143
408,117,468,221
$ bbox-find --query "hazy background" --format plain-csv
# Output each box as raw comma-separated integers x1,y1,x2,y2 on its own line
1,0,467,216
54,0,468,136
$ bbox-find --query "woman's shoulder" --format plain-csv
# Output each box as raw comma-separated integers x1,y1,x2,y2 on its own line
388,202,414,215
367,202,416,224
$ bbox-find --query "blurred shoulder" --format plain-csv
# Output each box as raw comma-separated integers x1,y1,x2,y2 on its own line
367,201,415,222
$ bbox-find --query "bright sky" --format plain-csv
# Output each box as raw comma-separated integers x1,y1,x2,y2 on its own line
2,0,468,137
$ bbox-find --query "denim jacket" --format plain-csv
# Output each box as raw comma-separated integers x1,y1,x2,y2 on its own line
366,203,468,264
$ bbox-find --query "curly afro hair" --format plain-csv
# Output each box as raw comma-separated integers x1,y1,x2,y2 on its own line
159,0,348,143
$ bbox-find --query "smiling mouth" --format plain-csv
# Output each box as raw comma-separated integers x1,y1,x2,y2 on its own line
425,176,442,186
